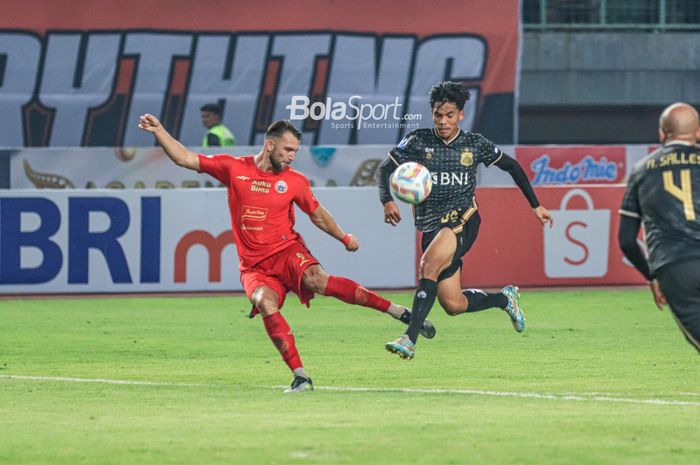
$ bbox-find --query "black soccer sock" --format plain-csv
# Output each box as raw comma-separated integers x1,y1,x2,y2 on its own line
464,289,508,312
405,279,438,344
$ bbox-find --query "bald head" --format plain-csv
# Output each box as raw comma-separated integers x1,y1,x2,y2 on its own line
659,102,700,144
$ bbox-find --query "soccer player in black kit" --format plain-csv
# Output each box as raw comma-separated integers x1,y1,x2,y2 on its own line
377,81,554,359
619,102,700,354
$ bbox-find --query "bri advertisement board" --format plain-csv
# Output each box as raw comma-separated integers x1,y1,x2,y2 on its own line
0,188,416,294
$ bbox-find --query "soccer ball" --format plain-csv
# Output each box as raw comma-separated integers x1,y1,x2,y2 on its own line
390,162,432,205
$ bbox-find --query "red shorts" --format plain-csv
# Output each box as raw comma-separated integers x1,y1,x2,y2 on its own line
240,241,320,314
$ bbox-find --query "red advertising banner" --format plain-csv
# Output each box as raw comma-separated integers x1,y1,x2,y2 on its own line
516,146,627,186
452,186,646,288
0,0,521,148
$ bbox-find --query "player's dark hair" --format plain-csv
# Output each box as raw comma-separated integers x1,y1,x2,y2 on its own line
200,103,223,116
429,81,471,111
266,120,302,142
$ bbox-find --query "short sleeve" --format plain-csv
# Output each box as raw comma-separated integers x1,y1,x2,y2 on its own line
198,154,234,185
389,130,422,165
474,134,503,167
293,175,320,216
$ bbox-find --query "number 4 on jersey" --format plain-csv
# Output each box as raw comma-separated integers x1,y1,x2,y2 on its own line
663,169,696,221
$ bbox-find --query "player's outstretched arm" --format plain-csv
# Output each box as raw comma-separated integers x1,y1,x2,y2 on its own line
138,113,200,171
376,157,402,226
495,154,552,227
534,205,554,228
309,206,359,252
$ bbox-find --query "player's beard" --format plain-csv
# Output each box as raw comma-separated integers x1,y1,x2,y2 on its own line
270,153,286,173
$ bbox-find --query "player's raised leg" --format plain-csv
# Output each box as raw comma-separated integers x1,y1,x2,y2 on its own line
302,265,436,338
250,285,313,393
436,274,525,332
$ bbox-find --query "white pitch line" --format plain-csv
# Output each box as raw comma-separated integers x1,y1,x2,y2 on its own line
2,374,215,387
271,385,700,407
4,374,700,407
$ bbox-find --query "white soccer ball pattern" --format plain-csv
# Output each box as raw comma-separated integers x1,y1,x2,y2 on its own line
390,162,432,205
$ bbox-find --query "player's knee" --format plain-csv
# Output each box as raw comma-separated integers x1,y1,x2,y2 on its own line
250,287,265,306
302,266,328,293
418,258,442,280
441,300,464,316
251,288,278,316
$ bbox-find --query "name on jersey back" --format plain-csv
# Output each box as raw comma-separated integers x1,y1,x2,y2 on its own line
647,151,700,169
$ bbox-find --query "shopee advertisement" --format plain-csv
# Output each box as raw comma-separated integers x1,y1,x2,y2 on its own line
457,185,646,288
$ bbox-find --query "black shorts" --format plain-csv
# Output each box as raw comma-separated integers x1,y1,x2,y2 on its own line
421,206,481,283
656,258,700,354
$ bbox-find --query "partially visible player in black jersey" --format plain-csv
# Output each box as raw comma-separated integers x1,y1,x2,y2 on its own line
619,102,700,354
376,81,553,360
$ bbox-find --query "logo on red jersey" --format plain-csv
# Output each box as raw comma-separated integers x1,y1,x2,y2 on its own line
274,180,288,193
296,252,311,267
241,205,268,221
251,180,271,193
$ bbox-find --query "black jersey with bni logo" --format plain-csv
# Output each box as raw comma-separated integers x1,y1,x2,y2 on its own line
620,142,700,272
388,128,502,232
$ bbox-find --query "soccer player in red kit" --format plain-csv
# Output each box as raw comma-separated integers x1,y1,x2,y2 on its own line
138,115,435,392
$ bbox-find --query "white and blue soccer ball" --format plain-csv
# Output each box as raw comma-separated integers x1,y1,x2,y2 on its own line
390,162,432,205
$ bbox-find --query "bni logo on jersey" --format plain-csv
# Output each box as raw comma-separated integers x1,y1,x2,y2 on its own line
285,95,421,130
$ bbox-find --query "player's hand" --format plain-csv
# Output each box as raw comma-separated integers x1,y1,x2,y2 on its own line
534,206,553,228
344,234,360,252
649,279,667,311
138,114,162,133
384,201,401,226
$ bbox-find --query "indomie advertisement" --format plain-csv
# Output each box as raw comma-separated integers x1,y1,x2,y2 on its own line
516,146,627,186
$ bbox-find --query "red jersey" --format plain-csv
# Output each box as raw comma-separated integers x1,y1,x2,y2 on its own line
198,154,320,270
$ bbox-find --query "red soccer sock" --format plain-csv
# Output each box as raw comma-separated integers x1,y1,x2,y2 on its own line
325,275,391,312
263,312,302,372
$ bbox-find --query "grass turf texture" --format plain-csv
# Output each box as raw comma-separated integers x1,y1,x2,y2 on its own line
1,289,699,465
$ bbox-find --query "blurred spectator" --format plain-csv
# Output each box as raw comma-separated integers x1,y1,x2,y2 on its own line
200,103,235,147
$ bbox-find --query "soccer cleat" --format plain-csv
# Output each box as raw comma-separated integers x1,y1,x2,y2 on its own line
420,319,437,339
501,285,525,333
385,335,415,360
399,308,437,339
284,375,314,393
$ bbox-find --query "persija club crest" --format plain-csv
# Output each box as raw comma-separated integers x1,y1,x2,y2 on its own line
274,180,288,193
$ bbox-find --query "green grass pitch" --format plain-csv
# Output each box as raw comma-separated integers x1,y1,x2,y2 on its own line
1,289,699,465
